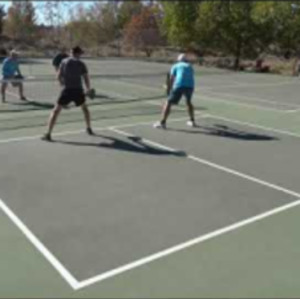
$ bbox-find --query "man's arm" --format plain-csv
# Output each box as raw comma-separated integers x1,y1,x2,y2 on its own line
82,73,90,91
15,61,22,77
57,63,64,85
169,65,176,91
169,75,175,89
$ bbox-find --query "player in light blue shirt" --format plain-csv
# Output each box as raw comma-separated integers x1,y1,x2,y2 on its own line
1,50,27,103
154,53,196,129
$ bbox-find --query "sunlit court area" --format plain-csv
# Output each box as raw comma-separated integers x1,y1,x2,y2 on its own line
2,1,300,298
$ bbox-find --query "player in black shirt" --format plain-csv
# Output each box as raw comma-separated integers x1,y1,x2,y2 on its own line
42,46,93,141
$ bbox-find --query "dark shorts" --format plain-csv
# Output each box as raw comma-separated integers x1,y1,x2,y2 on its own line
58,88,86,107
2,75,22,87
168,87,194,105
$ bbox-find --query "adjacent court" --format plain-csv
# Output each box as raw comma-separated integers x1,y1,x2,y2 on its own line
1,58,300,297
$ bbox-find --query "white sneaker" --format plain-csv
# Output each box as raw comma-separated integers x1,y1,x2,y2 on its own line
187,120,197,127
153,121,166,129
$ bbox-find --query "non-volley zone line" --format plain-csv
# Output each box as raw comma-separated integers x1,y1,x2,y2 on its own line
0,114,205,144
2,103,300,145
1,116,300,291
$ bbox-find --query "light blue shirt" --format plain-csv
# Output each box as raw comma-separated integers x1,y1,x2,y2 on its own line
170,62,194,89
2,57,20,78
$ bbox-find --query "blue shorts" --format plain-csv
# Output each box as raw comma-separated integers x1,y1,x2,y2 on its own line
168,87,194,105
2,74,22,87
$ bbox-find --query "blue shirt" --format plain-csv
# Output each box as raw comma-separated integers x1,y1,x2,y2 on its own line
2,57,20,78
170,62,194,89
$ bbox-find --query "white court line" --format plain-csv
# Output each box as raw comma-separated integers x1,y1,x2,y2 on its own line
202,89,300,109
0,114,204,144
201,79,299,90
73,127,300,290
0,198,79,289
0,128,89,144
196,94,291,113
285,109,300,113
112,128,300,199
205,114,300,139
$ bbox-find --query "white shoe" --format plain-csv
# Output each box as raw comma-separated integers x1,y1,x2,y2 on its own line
187,120,197,127
153,121,166,129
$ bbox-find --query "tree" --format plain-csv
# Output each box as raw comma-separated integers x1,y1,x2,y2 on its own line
124,7,163,57
0,5,6,36
117,0,143,30
195,1,259,69
4,0,37,43
65,3,97,47
65,2,119,50
96,1,118,43
39,1,72,47
162,1,199,49
271,2,300,54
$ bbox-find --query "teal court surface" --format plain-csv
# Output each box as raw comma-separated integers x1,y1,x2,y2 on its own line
1,59,300,298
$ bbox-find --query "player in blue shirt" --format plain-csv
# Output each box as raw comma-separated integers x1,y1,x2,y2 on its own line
1,50,27,103
154,53,196,129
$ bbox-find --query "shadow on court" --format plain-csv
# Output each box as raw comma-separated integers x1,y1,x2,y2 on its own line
54,134,187,156
0,100,54,112
168,124,278,141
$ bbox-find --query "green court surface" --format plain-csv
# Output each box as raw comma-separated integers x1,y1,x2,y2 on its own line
1,59,300,298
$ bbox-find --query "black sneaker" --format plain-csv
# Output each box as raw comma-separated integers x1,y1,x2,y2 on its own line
41,133,52,142
86,127,94,135
20,96,27,101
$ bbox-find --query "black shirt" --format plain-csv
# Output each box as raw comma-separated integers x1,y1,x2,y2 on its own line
59,57,88,89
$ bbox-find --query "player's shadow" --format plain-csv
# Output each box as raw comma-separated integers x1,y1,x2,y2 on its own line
169,124,278,141
0,100,54,112
54,134,186,157
23,100,54,109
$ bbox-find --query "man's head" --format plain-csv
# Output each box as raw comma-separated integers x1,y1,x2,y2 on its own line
71,46,84,58
10,49,19,59
177,53,187,62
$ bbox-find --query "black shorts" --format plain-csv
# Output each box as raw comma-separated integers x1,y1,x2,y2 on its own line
58,88,85,107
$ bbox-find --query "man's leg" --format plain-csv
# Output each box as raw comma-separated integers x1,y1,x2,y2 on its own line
42,104,62,141
18,83,26,101
161,101,172,124
154,89,181,129
153,101,172,129
81,103,93,134
186,90,196,127
1,82,7,103
187,101,195,121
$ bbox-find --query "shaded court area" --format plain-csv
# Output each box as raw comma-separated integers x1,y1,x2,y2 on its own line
0,116,299,287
